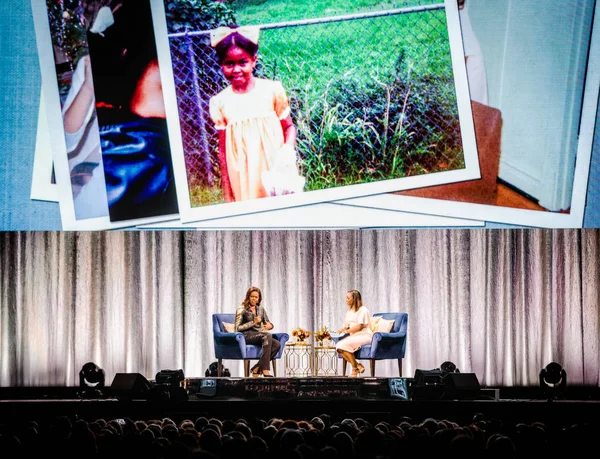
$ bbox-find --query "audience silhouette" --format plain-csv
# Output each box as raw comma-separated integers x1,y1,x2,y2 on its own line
1,411,598,458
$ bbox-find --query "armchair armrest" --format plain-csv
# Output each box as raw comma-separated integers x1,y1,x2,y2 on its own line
329,333,348,344
214,330,251,358
214,330,246,346
369,331,406,356
272,333,289,359
373,331,405,342
273,332,290,343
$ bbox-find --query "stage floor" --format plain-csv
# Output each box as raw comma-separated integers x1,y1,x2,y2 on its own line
1,377,599,428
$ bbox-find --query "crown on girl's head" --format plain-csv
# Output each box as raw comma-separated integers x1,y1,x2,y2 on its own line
210,25,260,47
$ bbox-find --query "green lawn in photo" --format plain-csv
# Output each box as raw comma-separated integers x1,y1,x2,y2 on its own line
258,11,452,98
232,0,440,24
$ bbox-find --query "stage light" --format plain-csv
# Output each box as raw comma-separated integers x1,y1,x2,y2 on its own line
440,361,459,374
539,362,567,399
79,362,105,388
78,362,105,399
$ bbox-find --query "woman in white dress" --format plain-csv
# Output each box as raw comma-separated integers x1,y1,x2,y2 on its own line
335,290,373,377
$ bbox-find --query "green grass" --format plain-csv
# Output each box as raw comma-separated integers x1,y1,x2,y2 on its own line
258,10,451,99
190,183,224,207
231,0,440,24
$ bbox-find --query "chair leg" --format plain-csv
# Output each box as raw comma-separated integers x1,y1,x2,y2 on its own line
272,360,277,377
244,360,250,378
398,359,402,377
218,359,223,377
370,360,375,377
342,360,347,376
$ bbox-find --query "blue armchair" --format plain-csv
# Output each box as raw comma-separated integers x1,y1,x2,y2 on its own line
332,312,408,377
212,313,290,377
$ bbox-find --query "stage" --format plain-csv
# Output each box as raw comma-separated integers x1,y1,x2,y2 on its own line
2,377,600,428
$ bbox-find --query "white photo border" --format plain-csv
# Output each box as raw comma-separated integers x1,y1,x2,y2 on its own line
30,91,59,203
137,202,484,230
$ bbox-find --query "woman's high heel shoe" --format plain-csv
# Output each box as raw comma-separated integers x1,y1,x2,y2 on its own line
250,366,262,378
357,363,366,374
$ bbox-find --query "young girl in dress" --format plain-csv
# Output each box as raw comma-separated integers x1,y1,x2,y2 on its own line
209,25,303,202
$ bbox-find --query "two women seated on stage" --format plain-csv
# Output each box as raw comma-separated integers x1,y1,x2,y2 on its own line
234,287,378,378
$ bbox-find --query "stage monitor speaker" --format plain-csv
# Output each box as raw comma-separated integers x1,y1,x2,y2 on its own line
410,369,445,400
413,369,444,386
442,372,481,400
389,378,409,400
197,379,218,397
110,373,152,400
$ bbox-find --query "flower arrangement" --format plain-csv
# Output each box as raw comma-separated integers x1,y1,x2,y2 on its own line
291,327,311,343
314,326,331,344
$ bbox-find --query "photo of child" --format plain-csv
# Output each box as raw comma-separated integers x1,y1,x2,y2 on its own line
209,25,305,202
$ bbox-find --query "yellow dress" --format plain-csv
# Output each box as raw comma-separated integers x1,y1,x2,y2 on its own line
209,78,291,201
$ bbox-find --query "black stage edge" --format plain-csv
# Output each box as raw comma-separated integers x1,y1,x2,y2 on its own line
1,377,600,428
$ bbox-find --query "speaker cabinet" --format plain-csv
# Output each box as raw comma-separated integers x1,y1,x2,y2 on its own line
410,369,446,400
110,373,152,399
442,373,481,400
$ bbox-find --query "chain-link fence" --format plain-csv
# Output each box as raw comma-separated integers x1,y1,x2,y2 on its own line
168,2,462,206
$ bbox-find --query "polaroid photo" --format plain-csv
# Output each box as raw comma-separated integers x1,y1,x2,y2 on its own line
31,0,179,230
137,202,484,230
30,91,59,202
343,0,600,229
152,0,480,225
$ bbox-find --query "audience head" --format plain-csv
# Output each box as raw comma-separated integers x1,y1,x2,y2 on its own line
234,421,252,440
310,417,325,431
198,427,222,456
279,428,305,452
221,432,247,456
332,431,355,457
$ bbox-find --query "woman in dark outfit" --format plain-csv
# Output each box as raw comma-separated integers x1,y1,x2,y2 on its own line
234,286,280,377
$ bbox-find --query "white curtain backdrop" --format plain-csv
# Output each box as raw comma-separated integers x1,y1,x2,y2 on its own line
1,229,598,387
